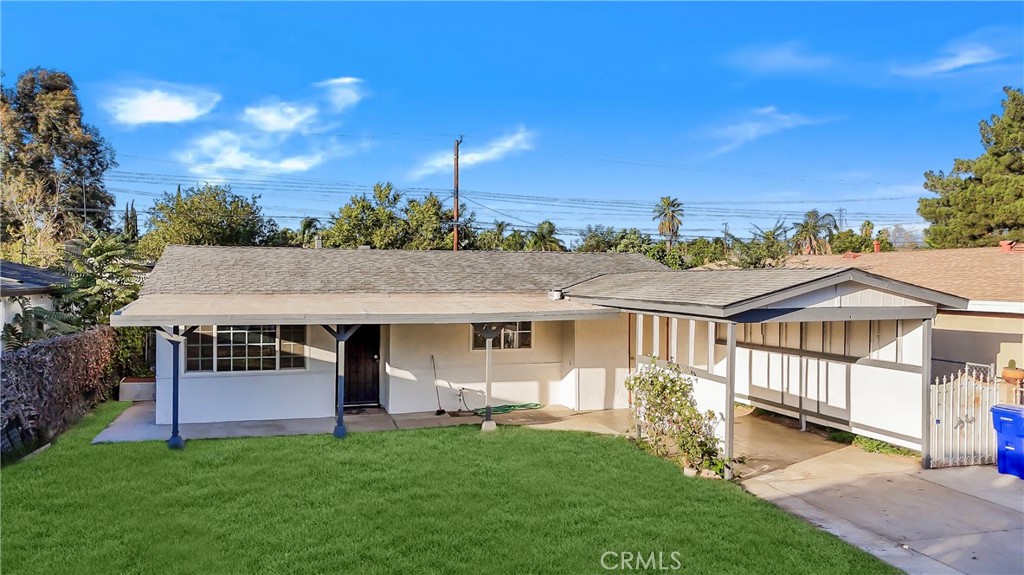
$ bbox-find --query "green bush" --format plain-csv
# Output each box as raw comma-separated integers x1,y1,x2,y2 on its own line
625,359,725,474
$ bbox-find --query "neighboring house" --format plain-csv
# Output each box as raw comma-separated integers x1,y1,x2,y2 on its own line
112,245,969,471
0,260,69,327
783,244,1024,379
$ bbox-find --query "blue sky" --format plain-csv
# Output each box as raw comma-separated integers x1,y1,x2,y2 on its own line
3,2,1022,242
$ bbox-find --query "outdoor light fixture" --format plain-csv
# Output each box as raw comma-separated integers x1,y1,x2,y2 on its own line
473,322,514,432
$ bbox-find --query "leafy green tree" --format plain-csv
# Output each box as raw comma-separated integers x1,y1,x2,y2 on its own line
1,296,80,350
403,193,475,250
1,68,117,240
137,184,279,259
684,237,728,268
322,183,406,249
527,220,565,252
918,87,1024,247
792,209,838,255
652,196,684,249
612,228,659,255
573,225,619,252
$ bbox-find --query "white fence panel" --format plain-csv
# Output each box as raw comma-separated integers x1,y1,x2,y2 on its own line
929,369,1000,468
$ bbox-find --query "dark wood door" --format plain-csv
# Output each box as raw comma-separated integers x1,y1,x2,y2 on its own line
343,324,380,406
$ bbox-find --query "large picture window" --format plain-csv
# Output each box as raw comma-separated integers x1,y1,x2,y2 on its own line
472,322,532,350
185,325,307,372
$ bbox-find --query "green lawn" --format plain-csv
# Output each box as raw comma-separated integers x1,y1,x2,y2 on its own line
1,402,899,575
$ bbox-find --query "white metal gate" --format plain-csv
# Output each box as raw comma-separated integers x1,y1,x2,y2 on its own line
928,369,1000,468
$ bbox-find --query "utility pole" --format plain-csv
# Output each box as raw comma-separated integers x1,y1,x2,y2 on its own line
453,136,463,251
836,207,847,230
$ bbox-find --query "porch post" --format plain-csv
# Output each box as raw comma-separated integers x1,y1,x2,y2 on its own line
724,322,737,480
920,318,933,469
334,324,346,438
168,326,184,449
482,336,496,432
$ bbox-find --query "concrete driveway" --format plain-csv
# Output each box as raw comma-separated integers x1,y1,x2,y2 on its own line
737,412,1024,575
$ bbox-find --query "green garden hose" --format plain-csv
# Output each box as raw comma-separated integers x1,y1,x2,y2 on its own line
471,403,542,417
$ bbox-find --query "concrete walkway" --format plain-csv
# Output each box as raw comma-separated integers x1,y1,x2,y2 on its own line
92,402,631,444
736,411,1024,575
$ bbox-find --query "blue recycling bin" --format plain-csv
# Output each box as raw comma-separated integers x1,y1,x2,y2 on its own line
991,404,1024,479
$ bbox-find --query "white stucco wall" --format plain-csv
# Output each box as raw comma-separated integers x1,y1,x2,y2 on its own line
385,321,569,414
155,317,632,423
155,326,337,424
1,293,55,327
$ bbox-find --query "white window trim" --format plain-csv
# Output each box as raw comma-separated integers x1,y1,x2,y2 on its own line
181,325,309,375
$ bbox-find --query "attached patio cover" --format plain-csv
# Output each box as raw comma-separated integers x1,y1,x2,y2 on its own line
110,245,669,327
563,268,969,321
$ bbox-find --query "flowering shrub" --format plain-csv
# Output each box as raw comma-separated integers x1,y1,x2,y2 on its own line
625,359,724,473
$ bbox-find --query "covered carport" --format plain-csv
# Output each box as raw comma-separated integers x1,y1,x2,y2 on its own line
563,268,968,478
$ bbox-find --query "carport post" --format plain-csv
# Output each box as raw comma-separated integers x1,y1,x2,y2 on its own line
920,318,933,469
724,322,737,480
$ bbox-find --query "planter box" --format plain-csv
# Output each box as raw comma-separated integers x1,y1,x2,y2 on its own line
119,377,156,402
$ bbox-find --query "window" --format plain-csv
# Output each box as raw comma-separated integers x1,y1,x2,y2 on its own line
279,325,307,369
472,322,532,350
185,325,307,372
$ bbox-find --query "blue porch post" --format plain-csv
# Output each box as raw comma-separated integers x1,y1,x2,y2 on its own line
168,326,185,449
322,324,361,439
334,324,346,438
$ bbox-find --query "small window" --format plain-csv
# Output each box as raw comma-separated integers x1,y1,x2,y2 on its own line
279,325,307,369
472,322,532,350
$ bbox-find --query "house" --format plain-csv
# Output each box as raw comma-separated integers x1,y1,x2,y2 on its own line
0,260,69,327
111,245,969,474
782,245,1024,379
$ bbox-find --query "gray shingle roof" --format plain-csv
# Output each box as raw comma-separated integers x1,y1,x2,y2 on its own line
141,245,668,296
0,260,69,296
564,268,853,308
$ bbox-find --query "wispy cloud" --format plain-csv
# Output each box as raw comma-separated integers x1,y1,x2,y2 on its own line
724,41,832,74
177,130,329,178
409,126,535,180
242,102,318,133
709,106,822,156
102,83,220,125
315,77,366,112
892,41,1006,77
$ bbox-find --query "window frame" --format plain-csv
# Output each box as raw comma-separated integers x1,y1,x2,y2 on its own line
470,321,533,351
183,325,309,374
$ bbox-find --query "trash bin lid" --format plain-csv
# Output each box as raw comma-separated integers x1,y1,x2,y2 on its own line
991,404,1024,417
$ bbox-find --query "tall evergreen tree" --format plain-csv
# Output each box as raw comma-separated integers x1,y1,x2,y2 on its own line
918,87,1024,247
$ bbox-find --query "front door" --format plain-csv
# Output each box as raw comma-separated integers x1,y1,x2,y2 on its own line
343,324,380,406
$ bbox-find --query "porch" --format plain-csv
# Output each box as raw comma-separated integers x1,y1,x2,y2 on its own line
92,402,634,444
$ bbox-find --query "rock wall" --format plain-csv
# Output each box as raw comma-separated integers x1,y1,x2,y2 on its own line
1,327,117,462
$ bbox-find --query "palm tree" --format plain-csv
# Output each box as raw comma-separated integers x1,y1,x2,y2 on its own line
527,220,566,252
299,217,321,247
652,196,683,249
792,210,839,255
503,229,527,252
